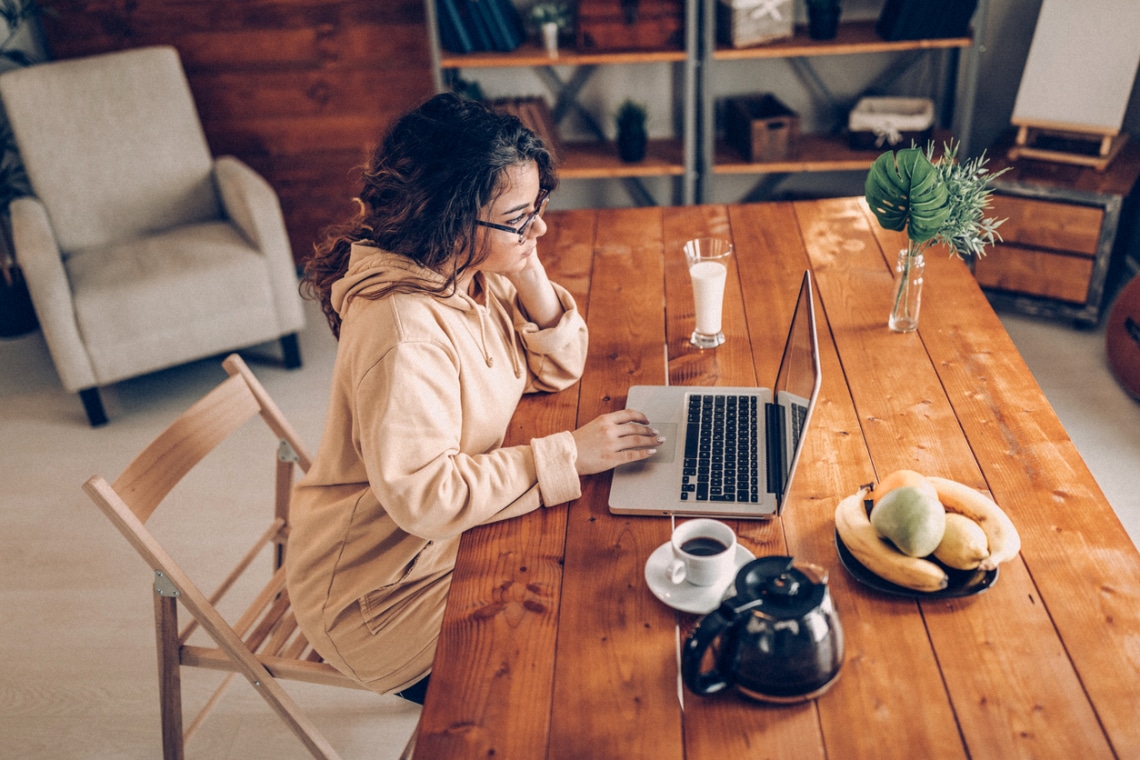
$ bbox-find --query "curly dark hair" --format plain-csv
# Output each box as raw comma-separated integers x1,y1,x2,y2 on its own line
301,92,559,338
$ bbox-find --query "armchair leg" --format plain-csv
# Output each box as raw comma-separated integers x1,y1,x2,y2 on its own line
79,388,108,427
280,333,302,370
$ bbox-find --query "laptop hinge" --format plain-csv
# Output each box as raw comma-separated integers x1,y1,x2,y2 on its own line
765,401,787,503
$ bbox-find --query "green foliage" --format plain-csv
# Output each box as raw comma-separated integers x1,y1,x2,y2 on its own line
1,0,47,216
528,1,572,30
449,75,485,103
865,140,1008,259
615,99,648,134
865,147,949,245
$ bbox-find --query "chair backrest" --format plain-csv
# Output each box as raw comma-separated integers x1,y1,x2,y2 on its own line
0,45,221,254
116,356,308,517
82,354,355,759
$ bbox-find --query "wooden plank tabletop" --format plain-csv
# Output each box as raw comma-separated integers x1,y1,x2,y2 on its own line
414,198,1140,760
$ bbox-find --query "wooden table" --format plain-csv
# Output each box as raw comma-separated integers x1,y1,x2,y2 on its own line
413,198,1140,760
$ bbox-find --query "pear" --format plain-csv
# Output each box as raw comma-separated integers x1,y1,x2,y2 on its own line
870,485,946,557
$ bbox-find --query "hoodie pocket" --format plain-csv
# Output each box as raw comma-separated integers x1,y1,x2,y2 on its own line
357,542,431,636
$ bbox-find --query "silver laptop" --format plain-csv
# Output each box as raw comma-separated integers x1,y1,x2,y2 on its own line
608,271,821,519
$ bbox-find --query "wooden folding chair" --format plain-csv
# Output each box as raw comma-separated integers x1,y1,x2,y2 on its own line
83,354,366,760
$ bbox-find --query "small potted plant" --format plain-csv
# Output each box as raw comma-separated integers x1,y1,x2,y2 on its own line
528,1,572,58
614,99,648,163
806,0,842,41
864,140,1007,332
0,0,48,338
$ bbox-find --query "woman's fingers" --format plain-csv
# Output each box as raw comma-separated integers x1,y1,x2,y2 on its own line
571,409,665,475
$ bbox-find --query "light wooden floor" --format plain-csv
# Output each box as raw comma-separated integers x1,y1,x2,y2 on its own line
1,290,1137,759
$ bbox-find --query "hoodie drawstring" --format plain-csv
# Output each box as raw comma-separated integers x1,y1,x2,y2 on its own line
489,294,522,378
473,295,523,379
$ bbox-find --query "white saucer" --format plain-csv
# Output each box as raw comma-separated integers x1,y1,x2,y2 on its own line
644,542,755,615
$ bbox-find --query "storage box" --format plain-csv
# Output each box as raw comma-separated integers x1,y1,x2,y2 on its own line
848,97,934,150
876,0,978,41
576,0,685,52
725,94,799,161
717,0,794,49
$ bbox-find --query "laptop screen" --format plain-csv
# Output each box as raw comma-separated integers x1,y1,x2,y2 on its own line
772,272,822,507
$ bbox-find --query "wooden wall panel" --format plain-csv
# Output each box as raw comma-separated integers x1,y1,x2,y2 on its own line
39,0,434,265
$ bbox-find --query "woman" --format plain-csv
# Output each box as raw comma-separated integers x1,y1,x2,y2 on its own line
286,93,663,703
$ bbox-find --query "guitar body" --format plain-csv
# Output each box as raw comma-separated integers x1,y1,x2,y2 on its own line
1106,274,1140,400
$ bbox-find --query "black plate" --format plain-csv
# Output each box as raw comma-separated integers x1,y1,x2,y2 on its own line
835,530,998,599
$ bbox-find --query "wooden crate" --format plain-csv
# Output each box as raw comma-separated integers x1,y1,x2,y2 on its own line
576,0,685,52
724,94,799,162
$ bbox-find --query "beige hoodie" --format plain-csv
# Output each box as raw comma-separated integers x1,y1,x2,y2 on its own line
286,244,588,692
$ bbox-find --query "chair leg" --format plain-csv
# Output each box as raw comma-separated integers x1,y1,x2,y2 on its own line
79,387,108,426
154,592,185,760
280,333,302,370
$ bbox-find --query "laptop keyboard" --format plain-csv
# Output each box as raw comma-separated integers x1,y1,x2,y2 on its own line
790,401,808,449
681,393,760,503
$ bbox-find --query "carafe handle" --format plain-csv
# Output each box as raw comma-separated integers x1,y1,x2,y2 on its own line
681,602,736,695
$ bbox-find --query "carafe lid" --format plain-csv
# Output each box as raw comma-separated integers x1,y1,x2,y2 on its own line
727,556,826,619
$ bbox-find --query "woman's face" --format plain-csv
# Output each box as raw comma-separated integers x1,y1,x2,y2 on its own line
474,161,547,280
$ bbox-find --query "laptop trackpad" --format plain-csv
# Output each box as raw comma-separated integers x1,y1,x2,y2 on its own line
643,422,678,464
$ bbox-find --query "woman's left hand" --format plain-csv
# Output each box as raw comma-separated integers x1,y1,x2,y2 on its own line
507,248,562,328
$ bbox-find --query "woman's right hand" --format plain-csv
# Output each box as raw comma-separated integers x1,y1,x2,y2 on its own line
571,409,663,475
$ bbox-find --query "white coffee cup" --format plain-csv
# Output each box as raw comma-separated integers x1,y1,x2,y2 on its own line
665,518,737,587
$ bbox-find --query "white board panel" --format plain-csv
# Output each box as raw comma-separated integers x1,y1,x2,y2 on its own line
1011,0,1140,133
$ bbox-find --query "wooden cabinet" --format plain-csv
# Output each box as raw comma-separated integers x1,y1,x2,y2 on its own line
974,136,1140,325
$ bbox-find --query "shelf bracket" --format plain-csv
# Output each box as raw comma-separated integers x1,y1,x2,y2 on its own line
535,65,606,140
534,64,663,207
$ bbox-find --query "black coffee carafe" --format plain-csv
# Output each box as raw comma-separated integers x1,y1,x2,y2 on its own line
682,555,844,703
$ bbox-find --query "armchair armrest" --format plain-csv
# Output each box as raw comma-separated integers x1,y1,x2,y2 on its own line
213,156,304,332
9,196,97,391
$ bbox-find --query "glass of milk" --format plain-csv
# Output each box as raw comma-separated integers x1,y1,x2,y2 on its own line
683,237,733,349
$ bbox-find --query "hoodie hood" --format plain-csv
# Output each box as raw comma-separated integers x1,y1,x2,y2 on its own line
332,243,521,377
330,243,475,318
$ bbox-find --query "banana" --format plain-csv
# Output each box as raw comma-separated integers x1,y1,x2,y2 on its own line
927,476,1020,571
835,488,948,592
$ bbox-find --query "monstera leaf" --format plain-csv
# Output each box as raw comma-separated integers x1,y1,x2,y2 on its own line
864,147,950,245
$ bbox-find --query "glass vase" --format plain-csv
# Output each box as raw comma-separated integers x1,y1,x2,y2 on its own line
889,248,924,333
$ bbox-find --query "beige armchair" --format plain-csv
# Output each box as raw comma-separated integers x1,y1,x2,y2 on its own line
0,46,305,426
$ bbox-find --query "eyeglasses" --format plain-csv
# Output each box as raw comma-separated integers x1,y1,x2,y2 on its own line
476,189,550,245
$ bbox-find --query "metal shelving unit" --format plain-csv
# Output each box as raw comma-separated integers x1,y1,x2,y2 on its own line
422,0,988,206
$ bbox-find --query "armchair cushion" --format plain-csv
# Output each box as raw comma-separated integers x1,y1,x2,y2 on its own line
67,221,280,384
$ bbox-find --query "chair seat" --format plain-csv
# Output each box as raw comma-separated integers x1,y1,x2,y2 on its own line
67,222,282,384
179,563,366,692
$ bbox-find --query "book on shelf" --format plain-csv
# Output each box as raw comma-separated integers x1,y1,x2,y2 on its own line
487,0,526,50
437,0,474,53
457,0,494,51
438,0,525,54
470,0,521,52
